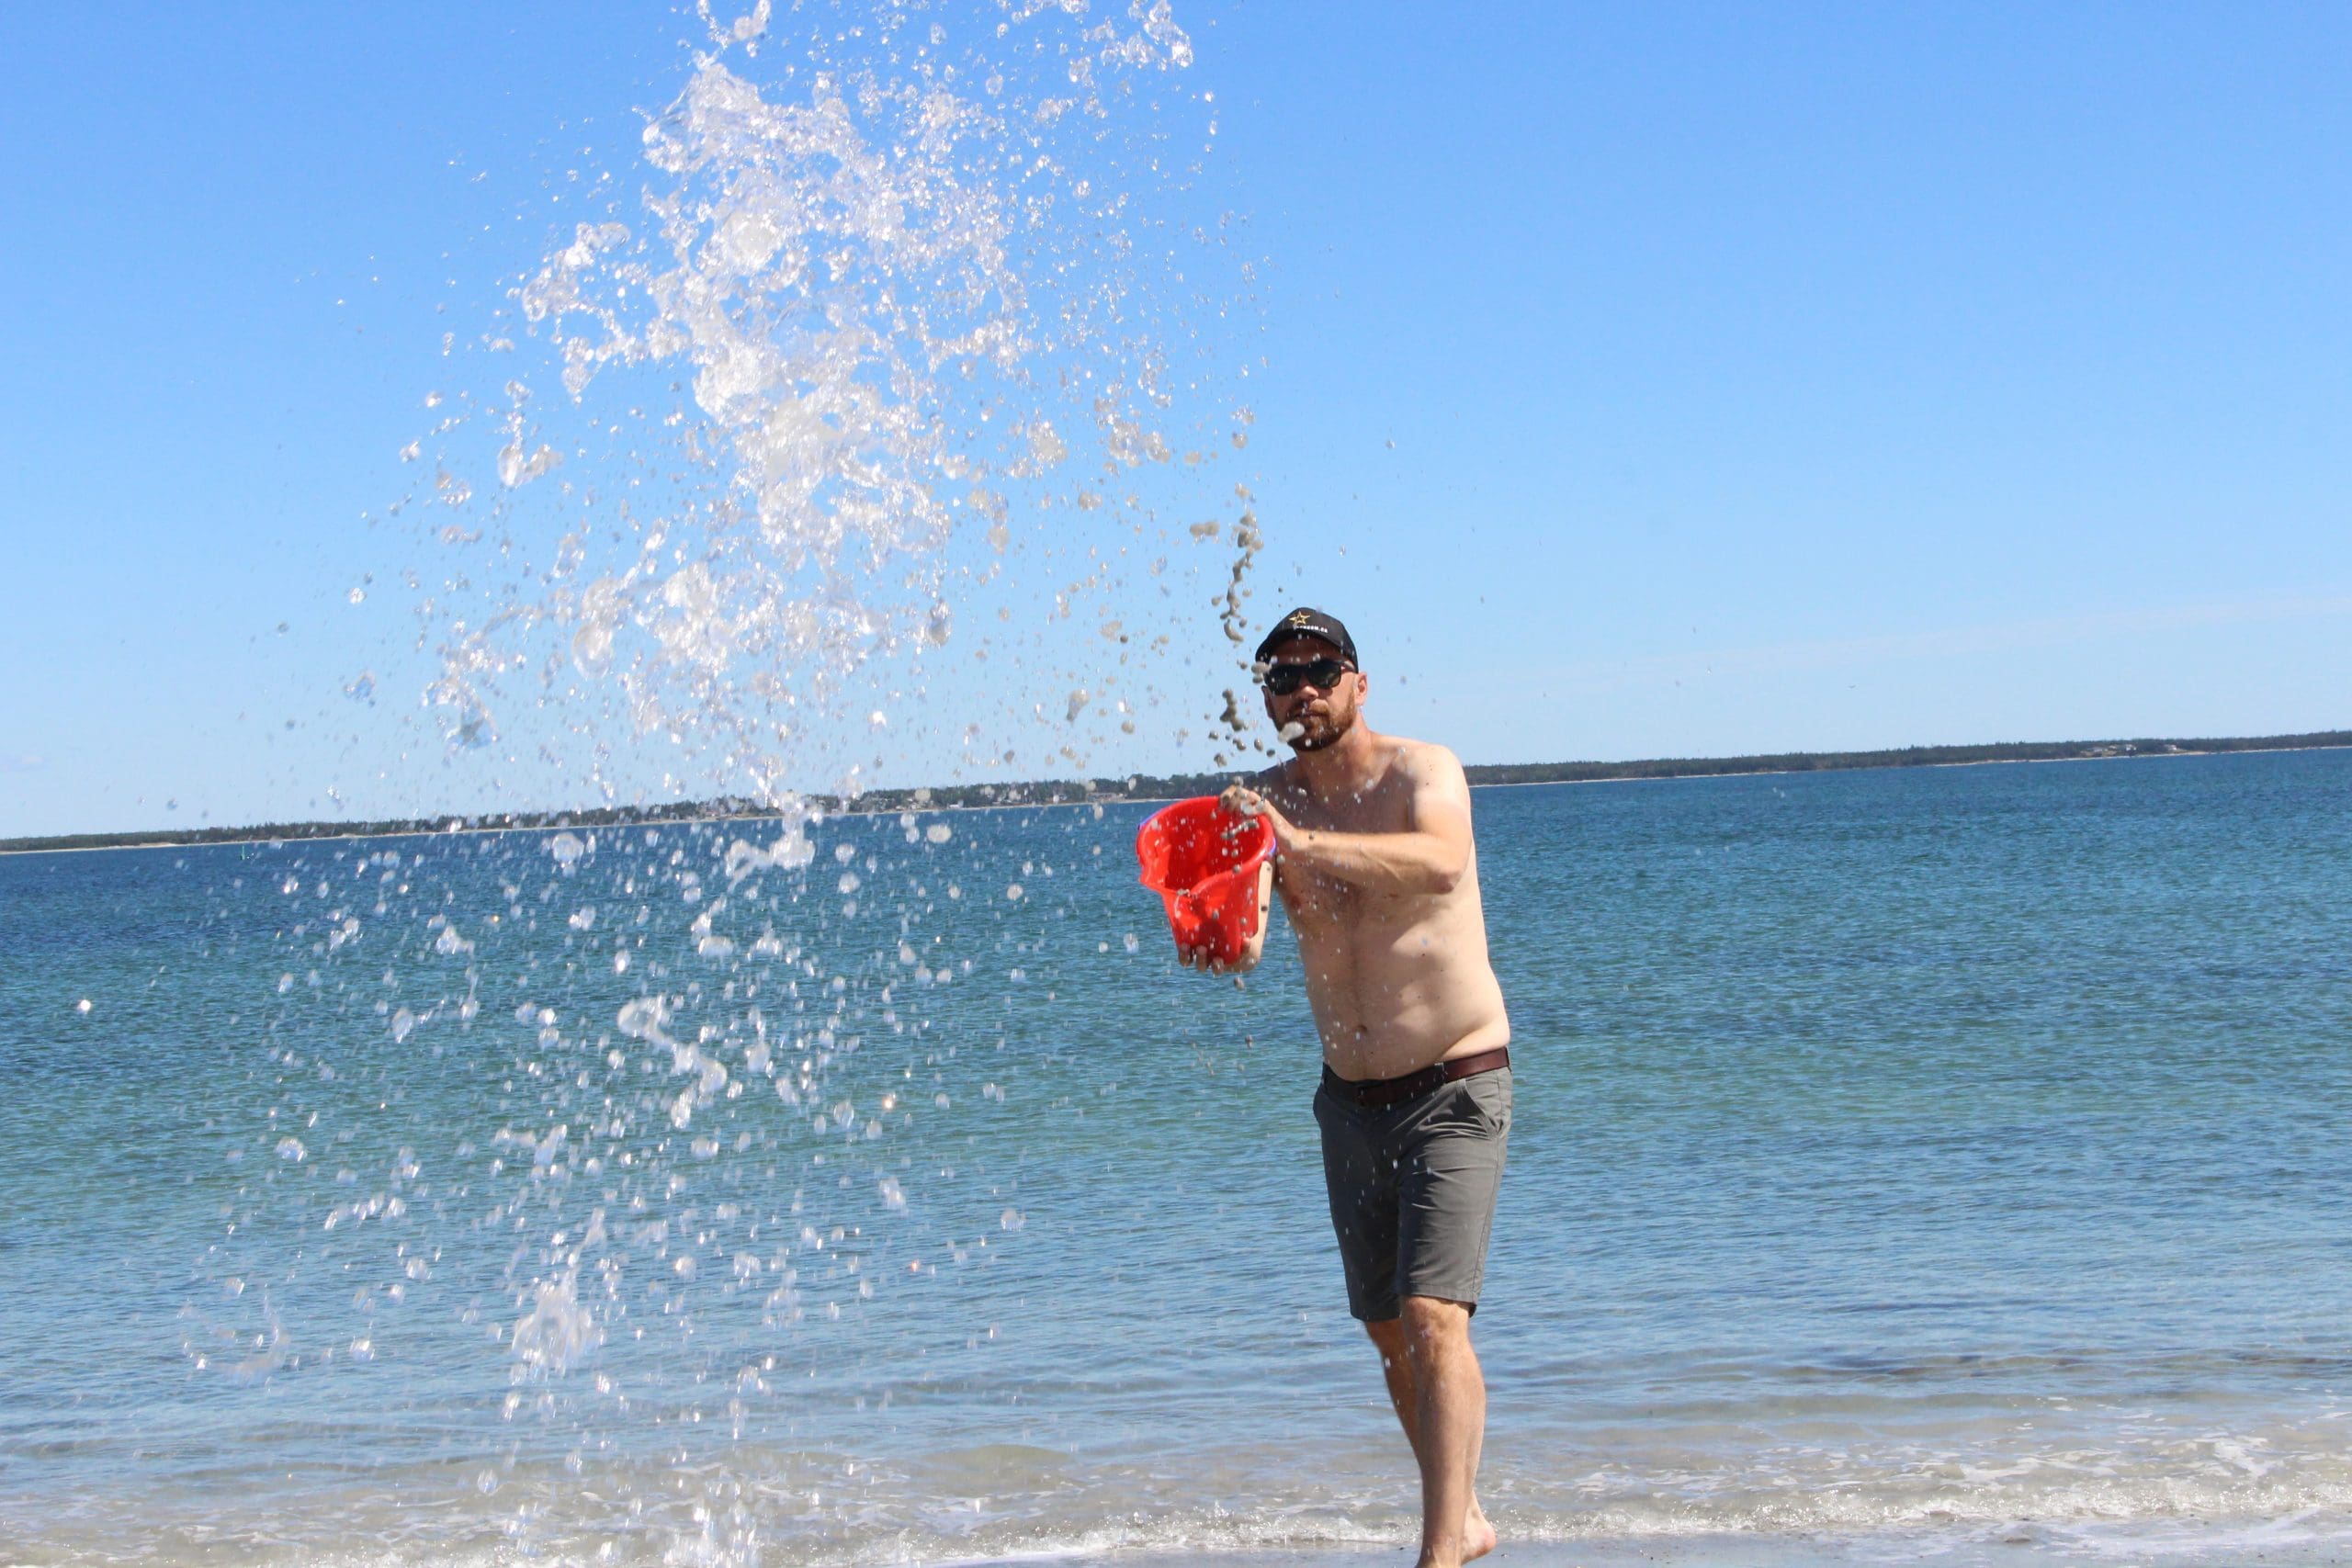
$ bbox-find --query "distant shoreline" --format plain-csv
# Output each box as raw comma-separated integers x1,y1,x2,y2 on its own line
5,728,2346,857
1470,739,2347,791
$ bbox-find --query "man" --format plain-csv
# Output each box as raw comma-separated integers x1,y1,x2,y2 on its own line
1180,607,1513,1568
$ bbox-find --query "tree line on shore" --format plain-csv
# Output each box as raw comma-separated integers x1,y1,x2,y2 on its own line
6,729,2346,856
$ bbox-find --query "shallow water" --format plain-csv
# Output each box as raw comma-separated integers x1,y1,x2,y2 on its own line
6,750,2352,1565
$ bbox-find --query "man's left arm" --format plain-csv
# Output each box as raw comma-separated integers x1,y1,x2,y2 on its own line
1223,750,1474,897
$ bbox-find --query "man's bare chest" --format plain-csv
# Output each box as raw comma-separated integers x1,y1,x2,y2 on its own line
1266,779,1412,839
1267,785,1416,926
1274,858,1357,926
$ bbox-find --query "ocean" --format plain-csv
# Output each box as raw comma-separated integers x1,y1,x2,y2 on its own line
6,748,2352,1567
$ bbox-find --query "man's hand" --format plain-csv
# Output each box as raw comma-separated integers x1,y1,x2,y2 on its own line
1219,783,1295,852
1174,941,1232,976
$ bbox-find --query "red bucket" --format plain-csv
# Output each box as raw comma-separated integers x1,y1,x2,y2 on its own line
1136,796,1276,965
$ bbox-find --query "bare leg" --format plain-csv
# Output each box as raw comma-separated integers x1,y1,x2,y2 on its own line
1366,1298,1494,1566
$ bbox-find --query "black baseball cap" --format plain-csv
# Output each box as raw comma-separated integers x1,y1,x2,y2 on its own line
1254,607,1358,669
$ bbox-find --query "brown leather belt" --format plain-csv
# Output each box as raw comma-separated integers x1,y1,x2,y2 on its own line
1321,1046,1511,1110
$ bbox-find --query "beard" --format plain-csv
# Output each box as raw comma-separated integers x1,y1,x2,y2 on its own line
1283,703,1355,752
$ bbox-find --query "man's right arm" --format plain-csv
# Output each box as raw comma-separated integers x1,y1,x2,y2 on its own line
1223,750,1475,897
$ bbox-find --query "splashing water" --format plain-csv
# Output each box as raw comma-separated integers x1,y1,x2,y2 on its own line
203,6,1268,1564
406,0,1252,815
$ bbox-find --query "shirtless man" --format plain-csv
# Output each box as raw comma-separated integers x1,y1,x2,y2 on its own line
1179,606,1512,1568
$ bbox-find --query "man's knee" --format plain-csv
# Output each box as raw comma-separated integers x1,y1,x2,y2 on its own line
1364,1314,1408,1359
1400,1294,1472,1349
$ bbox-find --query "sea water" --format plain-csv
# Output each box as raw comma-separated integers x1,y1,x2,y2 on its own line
7,747,2352,1566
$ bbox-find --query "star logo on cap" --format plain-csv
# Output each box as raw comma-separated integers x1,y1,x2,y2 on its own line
1255,605,1357,669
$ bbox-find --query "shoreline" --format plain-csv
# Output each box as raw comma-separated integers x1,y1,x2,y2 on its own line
1471,738,2352,791
6,731,2346,858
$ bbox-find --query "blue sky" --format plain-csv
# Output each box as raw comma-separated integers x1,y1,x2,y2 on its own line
2,2,2346,838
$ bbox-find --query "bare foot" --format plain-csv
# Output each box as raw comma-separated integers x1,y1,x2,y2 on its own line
1413,1501,1497,1568
1462,1501,1498,1563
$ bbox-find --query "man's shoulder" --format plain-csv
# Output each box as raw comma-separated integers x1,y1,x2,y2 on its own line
1383,734,1467,785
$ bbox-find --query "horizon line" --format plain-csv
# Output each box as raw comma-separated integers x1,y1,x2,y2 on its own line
5,727,2346,857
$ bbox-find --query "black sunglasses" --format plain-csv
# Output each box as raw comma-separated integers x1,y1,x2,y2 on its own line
1261,657,1354,696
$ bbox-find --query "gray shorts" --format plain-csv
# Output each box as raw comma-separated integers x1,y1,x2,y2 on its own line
1313,1065,1512,1322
